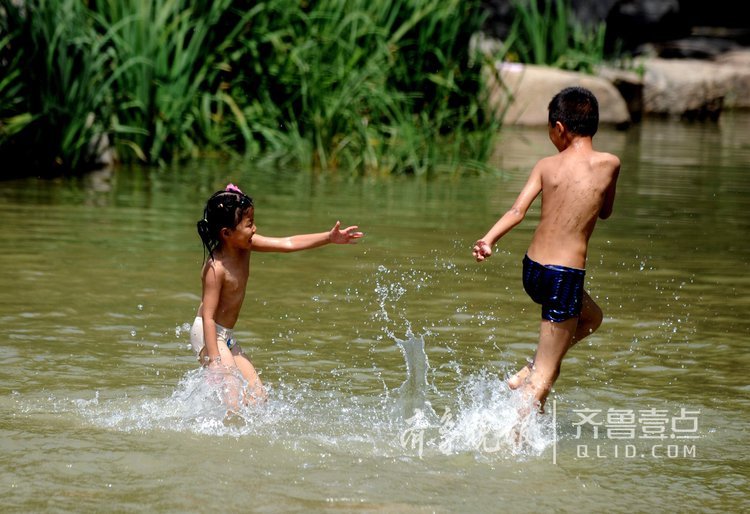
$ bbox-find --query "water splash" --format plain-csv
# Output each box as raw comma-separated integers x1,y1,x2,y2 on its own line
390,329,439,424
372,264,554,458
437,372,554,458
68,262,555,459
74,368,296,437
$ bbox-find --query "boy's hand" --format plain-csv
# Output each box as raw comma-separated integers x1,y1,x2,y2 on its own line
329,221,364,244
473,240,492,262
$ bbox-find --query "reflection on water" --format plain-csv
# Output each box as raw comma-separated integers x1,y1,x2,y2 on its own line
1,112,748,512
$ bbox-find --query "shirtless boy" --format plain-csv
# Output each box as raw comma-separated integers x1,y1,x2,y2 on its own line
472,86,620,410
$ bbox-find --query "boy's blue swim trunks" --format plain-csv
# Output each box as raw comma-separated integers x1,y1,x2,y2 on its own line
522,254,585,322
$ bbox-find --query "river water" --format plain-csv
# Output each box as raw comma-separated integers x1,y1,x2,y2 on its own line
1,112,748,512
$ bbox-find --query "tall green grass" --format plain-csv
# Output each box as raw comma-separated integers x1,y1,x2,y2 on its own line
506,0,607,74
0,0,119,173
1,0,502,176
92,0,244,165
197,0,500,175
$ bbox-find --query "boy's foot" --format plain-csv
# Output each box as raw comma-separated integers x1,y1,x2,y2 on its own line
507,362,533,390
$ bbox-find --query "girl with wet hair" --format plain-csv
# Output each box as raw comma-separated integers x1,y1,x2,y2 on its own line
196,184,254,260
190,184,363,408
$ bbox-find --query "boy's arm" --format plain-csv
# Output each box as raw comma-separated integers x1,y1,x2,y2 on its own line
599,159,620,219
473,164,543,262
201,263,224,365
251,221,363,253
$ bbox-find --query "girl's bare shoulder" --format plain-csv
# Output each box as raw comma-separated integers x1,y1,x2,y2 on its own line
201,257,227,281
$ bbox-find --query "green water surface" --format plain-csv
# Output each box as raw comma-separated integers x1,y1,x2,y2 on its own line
1,113,748,513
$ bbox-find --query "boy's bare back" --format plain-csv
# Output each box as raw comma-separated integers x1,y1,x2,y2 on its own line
527,139,620,269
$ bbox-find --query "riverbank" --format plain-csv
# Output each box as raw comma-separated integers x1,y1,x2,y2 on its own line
485,49,750,127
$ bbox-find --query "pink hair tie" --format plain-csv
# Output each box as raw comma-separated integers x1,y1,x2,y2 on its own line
225,183,243,194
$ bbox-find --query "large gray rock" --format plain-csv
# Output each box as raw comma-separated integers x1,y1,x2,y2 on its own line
640,53,750,117
485,63,631,126
713,51,750,109
483,50,750,125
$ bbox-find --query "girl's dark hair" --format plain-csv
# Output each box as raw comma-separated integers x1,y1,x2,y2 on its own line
548,86,599,136
196,187,253,260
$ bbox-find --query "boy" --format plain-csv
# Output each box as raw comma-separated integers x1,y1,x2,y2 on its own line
472,87,620,411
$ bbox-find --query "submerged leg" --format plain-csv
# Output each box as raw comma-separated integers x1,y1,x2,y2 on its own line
232,347,267,404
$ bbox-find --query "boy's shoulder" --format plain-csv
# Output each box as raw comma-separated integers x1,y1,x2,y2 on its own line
534,148,619,185
562,146,620,172
593,150,621,175
594,148,620,162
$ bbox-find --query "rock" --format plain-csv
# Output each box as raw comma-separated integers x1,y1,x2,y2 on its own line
485,62,631,127
484,50,750,125
639,54,750,117
713,50,750,109
595,66,644,122
653,36,742,59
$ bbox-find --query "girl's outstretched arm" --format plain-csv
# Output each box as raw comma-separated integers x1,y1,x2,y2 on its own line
251,221,363,253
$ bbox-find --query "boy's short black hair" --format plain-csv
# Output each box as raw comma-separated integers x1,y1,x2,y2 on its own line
548,87,599,136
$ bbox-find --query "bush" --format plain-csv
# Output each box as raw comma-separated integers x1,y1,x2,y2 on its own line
0,0,503,176
505,0,607,74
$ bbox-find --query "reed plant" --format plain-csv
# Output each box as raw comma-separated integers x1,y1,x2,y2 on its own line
1,0,502,176
220,0,499,175
506,0,607,74
92,0,244,165
0,8,28,141
0,0,121,174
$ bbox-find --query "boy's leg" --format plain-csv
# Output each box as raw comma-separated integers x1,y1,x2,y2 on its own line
569,290,603,349
522,317,578,409
232,348,267,403
509,290,602,407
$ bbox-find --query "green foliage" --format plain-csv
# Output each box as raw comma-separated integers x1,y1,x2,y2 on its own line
0,0,119,173
0,0,502,176
92,0,242,165
209,0,500,175
506,0,607,74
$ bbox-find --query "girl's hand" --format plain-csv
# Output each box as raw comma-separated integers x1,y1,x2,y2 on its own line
329,221,364,244
473,240,492,262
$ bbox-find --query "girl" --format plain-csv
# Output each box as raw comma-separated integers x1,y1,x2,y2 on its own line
191,184,363,406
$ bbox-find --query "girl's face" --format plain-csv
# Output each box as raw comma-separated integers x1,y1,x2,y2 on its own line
224,207,256,250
